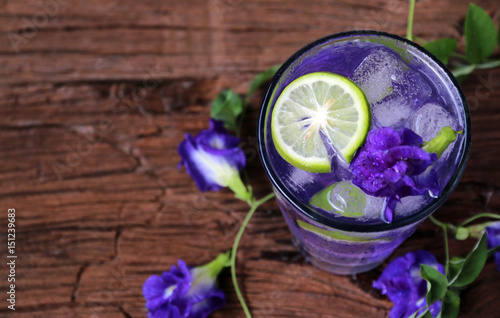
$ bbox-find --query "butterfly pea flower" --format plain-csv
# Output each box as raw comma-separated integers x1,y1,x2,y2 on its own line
178,119,251,202
373,250,445,318
143,252,230,318
486,222,500,271
350,127,439,223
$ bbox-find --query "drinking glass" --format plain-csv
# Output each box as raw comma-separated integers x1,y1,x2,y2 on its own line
257,31,471,275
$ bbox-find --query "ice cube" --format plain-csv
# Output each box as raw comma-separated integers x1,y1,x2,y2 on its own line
395,69,433,108
287,166,316,192
362,195,386,220
395,195,430,216
328,181,366,217
371,95,413,129
408,103,461,186
333,155,352,181
352,47,433,128
408,102,458,143
352,47,404,104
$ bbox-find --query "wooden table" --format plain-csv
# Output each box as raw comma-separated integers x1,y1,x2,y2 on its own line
1,0,499,317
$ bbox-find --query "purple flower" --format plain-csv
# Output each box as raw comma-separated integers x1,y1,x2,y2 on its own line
143,252,230,318
350,127,439,223
486,222,500,271
373,250,445,318
178,119,251,201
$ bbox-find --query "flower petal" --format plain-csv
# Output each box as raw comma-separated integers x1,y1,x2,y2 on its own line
143,260,192,313
161,260,192,297
350,127,438,222
374,250,444,318
178,134,223,192
384,161,409,184
198,143,246,172
399,128,424,146
206,119,242,149
148,303,185,318
486,222,500,271
429,301,442,318
368,126,402,150
208,118,227,135
143,275,172,311
178,119,246,192
189,288,226,318
413,168,440,197
382,197,397,223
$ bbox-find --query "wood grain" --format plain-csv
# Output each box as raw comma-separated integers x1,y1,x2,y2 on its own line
0,0,499,317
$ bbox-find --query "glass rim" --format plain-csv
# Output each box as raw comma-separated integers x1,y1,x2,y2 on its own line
257,30,472,233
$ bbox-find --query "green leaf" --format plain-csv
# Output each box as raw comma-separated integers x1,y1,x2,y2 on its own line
245,64,281,102
421,264,448,305
210,89,244,131
451,233,488,287
423,38,457,65
422,311,433,318
441,290,460,318
407,308,430,318
465,3,497,64
448,257,465,284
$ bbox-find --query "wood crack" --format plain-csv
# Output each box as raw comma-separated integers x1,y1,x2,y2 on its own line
118,306,133,318
71,264,88,303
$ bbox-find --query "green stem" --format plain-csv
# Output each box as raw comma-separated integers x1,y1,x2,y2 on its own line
451,64,476,78
429,215,450,276
475,59,500,69
443,224,450,276
449,57,500,69
231,192,275,318
406,0,416,41
450,52,467,60
459,213,500,227
414,36,428,45
429,214,446,227
227,174,253,205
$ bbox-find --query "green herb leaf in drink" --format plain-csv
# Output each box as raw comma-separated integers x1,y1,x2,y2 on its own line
422,126,462,159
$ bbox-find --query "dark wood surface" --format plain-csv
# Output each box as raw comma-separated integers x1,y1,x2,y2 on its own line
0,0,499,317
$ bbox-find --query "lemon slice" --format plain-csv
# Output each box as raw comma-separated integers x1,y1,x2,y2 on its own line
271,72,371,173
297,220,390,242
309,181,366,217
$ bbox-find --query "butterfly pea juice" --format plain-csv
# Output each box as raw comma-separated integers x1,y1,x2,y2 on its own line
258,31,470,275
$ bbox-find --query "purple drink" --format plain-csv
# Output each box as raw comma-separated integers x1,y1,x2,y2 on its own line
258,31,471,275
